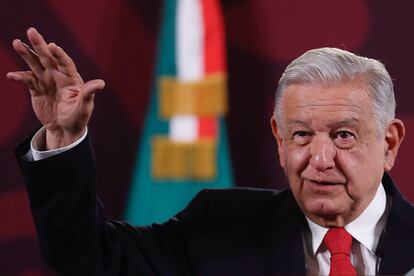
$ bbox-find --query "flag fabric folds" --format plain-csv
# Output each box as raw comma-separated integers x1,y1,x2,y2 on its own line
124,0,233,225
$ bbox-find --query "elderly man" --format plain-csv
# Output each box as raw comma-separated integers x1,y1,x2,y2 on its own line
9,28,414,275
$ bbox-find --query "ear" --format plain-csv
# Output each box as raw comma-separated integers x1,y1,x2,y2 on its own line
271,117,286,168
384,119,405,171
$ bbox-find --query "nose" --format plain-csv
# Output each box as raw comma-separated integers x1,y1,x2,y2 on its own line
309,135,336,171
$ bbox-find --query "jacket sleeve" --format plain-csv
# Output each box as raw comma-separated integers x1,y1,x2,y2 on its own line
15,133,209,276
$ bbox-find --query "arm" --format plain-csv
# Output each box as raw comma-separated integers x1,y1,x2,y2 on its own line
9,28,200,275
29,126,87,161
16,133,201,275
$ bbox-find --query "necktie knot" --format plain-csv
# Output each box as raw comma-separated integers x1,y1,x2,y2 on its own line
323,227,356,276
324,227,352,255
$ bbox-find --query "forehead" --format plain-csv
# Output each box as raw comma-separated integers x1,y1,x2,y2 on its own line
281,82,374,126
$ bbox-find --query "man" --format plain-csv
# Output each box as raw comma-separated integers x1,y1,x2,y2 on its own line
9,27,414,275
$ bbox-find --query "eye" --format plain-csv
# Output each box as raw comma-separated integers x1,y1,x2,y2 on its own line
334,131,355,139
292,131,312,145
294,131,308,137
333,130,356,147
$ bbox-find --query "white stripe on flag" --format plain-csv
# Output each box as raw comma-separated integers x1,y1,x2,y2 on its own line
170,115,199,142
170,0,204,142
176,0,204,81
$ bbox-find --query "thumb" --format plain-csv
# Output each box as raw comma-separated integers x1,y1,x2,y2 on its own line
83,79,105,100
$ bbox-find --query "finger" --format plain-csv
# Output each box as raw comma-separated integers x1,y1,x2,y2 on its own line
12,39,45,76
82,79,105,100
26,27,55,69
7,71,39,92
49,43,78,77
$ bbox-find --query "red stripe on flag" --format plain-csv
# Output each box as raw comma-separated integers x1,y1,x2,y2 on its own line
201,0,226,73
198,117,218,139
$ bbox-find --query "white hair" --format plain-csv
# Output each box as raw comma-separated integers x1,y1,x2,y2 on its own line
274,47,396,135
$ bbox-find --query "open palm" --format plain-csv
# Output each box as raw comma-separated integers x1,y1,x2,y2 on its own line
7,28,105,149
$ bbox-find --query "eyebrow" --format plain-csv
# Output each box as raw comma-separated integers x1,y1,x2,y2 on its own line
285,118,360,128
327,118,360,129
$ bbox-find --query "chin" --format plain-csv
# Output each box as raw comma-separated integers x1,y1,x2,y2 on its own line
304,200,350,222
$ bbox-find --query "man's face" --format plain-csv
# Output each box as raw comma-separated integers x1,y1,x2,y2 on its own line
272,82,389,227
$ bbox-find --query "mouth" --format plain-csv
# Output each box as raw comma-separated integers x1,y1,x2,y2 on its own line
305,179,345,192
309,179,340,185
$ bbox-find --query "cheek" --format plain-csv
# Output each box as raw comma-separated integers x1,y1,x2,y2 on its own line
284,146,310,176
336,151,362,177
336,148,383,195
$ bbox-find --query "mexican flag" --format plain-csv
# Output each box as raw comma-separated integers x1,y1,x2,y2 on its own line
124,0,234,225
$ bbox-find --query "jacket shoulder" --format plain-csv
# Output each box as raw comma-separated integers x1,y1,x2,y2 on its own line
176,187,293,221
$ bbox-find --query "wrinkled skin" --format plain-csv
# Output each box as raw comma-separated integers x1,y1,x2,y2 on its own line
271,82,405,227
7,27,105,150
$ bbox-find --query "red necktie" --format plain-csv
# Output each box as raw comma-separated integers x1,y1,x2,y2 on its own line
323,227,357,276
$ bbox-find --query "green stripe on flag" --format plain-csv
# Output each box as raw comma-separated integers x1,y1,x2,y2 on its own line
124,0,233,225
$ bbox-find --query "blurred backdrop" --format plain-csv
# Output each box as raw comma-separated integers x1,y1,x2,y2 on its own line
1,0,414,274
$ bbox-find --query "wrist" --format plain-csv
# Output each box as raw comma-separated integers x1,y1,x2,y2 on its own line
45,128,87,150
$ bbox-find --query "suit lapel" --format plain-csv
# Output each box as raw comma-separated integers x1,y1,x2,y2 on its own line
258,189,307,275
378,173,414,274
257,174,414,275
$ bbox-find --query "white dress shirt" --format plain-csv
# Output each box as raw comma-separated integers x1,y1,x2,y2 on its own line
28,127,390,275
303,183,389,275
26,126,88,161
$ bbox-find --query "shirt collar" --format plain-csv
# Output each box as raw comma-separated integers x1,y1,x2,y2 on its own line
306,183,387,255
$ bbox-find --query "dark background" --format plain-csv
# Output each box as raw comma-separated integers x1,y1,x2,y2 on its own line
0,0,413,274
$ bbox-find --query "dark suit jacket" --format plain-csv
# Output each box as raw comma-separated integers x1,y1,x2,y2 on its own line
16,135,414,275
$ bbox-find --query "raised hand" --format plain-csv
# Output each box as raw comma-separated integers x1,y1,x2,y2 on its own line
7,27,105,150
